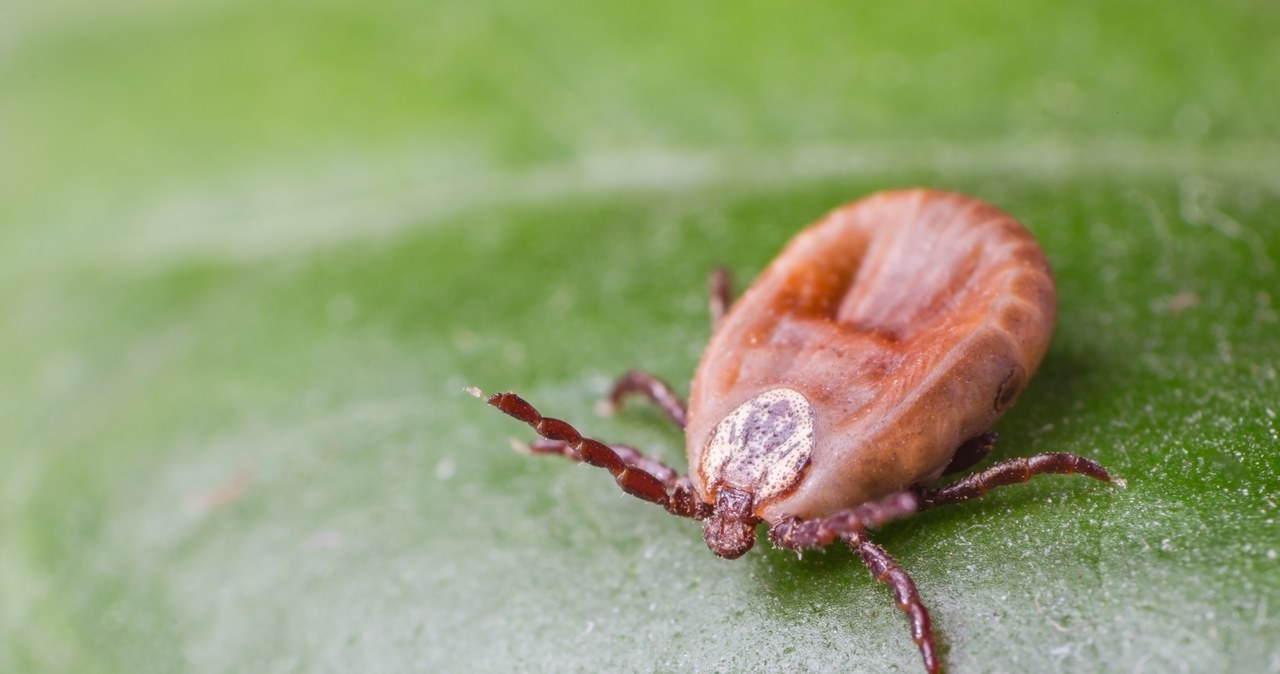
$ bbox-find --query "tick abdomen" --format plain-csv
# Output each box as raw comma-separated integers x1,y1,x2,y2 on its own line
686,189,1056,521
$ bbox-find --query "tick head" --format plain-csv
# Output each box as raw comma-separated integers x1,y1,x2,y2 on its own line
697,388,816,558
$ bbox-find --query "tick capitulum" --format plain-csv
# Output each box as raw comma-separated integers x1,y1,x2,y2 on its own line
472,189,1119,674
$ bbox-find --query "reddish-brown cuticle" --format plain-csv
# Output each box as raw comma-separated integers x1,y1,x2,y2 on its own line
577,439,625,472
686,189,1060,522
617,468,669,505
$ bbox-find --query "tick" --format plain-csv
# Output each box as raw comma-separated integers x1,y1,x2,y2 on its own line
470,188,1119,673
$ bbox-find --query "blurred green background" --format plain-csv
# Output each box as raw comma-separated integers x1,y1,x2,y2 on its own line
3,1,1278,672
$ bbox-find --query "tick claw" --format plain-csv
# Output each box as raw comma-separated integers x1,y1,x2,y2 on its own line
464,386,484,398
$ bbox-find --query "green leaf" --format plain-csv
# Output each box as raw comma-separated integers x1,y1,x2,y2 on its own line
3,1,1278,672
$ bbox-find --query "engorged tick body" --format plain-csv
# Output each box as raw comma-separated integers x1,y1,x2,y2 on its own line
471,189,1117,674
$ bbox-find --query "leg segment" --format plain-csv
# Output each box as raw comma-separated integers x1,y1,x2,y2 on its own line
708,266,734,329
919,452,1114,510
526,439,680,488
602,370,687,429
943,431,997,475
771,452,1114,549
475,389,709,519
768,491,918,551
849,535,940,674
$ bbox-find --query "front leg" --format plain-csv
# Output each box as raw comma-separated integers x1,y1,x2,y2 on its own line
768,491,919,551
526,439,680,488
472,388,709,519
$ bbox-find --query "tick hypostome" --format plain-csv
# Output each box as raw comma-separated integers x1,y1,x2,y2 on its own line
472,189,1119,674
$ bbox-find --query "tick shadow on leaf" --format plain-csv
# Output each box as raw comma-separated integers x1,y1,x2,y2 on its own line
1026,343,1097,422
752,535,864,599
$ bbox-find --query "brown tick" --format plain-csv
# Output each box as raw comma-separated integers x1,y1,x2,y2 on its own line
469,188,1119,673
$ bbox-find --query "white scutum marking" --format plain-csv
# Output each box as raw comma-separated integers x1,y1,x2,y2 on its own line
701,388,815,503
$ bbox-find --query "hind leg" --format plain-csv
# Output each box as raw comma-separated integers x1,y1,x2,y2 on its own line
919,452,1116,510
942,432,998,475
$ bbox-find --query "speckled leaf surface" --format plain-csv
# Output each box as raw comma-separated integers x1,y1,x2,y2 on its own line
2,2,1278,673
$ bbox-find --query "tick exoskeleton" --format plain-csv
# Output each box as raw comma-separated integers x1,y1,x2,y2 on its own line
470,188,1119,674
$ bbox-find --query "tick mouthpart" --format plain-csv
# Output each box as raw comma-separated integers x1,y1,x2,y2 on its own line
703,486,758,559
703,514,756,559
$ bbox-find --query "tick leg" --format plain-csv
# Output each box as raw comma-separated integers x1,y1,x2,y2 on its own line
477,390,710,520
848,534,940,674
942,431,997,475
602,370,688,429
709,266,734,329
768,491,918,551
527,439,680,488
919,452,1115,510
